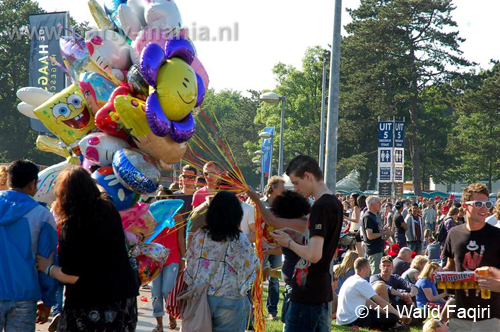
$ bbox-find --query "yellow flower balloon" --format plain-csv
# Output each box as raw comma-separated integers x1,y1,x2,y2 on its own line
156,58,198,121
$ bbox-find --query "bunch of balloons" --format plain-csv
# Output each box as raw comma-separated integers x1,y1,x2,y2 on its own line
16,0,207,284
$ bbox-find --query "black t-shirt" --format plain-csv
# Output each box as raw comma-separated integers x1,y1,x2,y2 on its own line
173,190,193,220
362,211,385,255
392,257,410,276
290,194,342,304
443,223,500,320
281,247,300,285
59,201,139,309
394,211,406,234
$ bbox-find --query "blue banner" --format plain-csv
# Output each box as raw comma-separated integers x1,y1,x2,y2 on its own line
261,127,275,177
29,12,68,134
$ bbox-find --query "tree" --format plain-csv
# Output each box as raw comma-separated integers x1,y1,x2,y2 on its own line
253,47,328,176
344,0,470,194
450,63,500,191
194,89,261,187
0,0,90,166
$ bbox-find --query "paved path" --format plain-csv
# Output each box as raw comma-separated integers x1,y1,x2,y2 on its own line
36,287,181,332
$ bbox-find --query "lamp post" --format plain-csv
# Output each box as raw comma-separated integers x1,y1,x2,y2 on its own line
260,92,286,176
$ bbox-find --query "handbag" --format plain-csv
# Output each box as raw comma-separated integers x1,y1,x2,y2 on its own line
177,237,229,332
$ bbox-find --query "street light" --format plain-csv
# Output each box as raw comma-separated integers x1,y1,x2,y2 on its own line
254,150,265,193
254,150,264,156
260,92,286,176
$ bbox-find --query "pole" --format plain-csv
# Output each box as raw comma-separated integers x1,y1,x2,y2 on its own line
324,0,342,191
319,60,327,172
278,97,286,176
260,157,265,194
269,135,274,178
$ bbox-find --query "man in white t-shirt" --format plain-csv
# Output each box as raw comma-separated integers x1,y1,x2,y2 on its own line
337,258,411,331
240,201,256,242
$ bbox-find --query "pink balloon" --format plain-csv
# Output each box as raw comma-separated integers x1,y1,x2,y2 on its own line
191,57,209,90
82,158,96,172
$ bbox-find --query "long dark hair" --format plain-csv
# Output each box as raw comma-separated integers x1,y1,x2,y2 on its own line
53,166,114,228
203,191,243,242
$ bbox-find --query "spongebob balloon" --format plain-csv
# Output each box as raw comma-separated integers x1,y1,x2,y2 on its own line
34,84,95,151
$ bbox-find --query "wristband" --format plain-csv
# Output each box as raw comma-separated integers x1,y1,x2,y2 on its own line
287,239,292,249
44,263,54,276
48,265,56,278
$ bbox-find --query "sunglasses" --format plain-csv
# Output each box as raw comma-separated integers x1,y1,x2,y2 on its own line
465,201,493,209
181,174,196,179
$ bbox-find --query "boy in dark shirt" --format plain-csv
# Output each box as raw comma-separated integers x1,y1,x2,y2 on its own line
443,183,500,331
251,155,342,332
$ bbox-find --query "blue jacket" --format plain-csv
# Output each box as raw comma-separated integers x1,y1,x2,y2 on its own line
0,191,58,306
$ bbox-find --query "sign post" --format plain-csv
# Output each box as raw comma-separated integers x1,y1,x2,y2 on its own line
378,119,405,197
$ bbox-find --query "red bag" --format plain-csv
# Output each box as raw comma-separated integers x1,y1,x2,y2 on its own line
166,270,187,319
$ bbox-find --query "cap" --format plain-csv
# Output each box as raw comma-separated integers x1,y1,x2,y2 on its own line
395,201,404,209
387,243,400,256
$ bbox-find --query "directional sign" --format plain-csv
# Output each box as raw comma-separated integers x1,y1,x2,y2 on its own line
378,121,394,148
394,167,403,182
394,121,405,148
394,149,404,164
379,167,391,182
379,149,392,163
395,183,404,197
379,183,392,197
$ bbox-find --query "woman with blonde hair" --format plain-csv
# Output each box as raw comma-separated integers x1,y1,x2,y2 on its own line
333,250,359,294
415,262,447,308
402,255,429,285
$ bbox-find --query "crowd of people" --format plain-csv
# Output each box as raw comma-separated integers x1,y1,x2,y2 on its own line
1,156,500,332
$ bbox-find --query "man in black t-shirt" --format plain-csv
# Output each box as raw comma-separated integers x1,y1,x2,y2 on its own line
362,196,393,275
394,202,408,247
265,155,342,332
443,183,500,331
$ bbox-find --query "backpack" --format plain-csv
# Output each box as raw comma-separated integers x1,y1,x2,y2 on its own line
437,221,448,243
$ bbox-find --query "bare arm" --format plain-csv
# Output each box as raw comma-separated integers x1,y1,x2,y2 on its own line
275,232,324,263
365,228,388,240
423,287,447,303
444,257,455,271
49,266,79,284
247,190,307,232
400,220,408,231
176,215,186,259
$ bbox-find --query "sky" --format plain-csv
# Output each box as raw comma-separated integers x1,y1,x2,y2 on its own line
37,0,500,93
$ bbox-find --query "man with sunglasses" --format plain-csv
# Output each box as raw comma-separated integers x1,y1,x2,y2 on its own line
192,161,221,209
443,183,500,331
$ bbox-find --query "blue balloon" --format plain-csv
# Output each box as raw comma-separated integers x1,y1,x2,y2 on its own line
170,113,195,143
140,43,165,87
145,199,185,244
165,37,195,65
92,166,138,210
195,73,205,108
112,148,161,194
146,91,171,137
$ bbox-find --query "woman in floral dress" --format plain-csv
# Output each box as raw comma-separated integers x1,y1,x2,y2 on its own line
185,191,260,332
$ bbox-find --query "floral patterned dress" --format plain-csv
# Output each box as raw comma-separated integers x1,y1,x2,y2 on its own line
185,229,260,299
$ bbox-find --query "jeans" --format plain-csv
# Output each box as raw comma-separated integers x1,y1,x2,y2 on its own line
0,300,37,332
52,283,64,316
408,241,423,255
207,295,250,332
395,232,407,248
265,254,281,315
368,252,383,275
347,307,398,330
425,222,435,234
281,285,292,323
151,263,179,318
285,301,330,332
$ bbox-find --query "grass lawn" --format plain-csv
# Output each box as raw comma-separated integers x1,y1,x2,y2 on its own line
261,287,424,332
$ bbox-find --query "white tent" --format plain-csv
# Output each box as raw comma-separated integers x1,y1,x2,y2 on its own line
335,170,361,191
